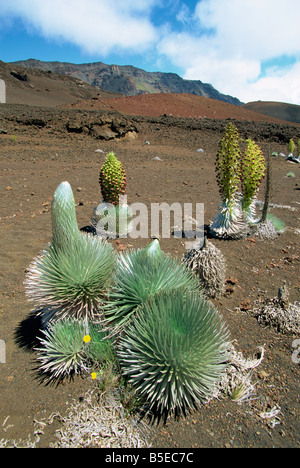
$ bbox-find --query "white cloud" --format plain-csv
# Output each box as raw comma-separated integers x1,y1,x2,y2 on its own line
0,0,158,55
244,62,300,104
176,3,192,24
158,0,300,104
158,31,261,100
194,0,300,60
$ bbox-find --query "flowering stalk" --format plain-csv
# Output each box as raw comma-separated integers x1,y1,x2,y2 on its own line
240,139,266,223
210,123,247,239
95,152,131,238
215,123,241,209
288,138,295,155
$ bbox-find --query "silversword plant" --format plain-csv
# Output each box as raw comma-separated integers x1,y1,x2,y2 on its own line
93,152,131,238
36,319,113,381
25,181,116,322
104,240,199,328
210,123,247,239
210,124,266,238
118,289,230,418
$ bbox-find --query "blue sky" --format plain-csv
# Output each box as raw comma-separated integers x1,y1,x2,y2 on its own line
0,0,300,104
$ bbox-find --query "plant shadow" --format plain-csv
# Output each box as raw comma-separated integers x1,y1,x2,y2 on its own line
14,309,44,353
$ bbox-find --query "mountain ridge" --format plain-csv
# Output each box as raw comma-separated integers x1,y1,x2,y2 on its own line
2,59,299,125
10,58,242,106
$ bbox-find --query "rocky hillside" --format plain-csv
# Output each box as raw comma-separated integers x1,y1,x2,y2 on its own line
0,60,120,107
11,59,242,105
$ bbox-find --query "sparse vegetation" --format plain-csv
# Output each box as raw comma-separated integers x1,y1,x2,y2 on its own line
1,86,299,447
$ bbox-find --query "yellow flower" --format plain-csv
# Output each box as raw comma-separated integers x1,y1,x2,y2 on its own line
83,335,91,343
91,372,97,380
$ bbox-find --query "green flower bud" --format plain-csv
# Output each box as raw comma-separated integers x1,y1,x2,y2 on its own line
99,152,127,205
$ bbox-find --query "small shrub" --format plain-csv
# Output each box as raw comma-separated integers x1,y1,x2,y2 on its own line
35,319,113,381
182,240,226,298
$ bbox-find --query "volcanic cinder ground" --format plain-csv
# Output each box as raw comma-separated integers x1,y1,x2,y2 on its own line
0,87,299,448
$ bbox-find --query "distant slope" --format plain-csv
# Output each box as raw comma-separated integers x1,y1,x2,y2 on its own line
0,60,120,107
243,101,300,125
67,92,299,126
11,59,242,106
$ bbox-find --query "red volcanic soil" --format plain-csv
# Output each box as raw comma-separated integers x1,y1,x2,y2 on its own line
68,92,298,125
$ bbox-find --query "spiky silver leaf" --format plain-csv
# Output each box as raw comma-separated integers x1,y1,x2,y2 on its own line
25,234,116,321
209,198,248,239
104,243,199,328
35,319,89,381
118,290,230,418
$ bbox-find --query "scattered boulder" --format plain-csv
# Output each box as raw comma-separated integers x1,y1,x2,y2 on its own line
90,123,117,140
66,115,138,140
10,70,29,82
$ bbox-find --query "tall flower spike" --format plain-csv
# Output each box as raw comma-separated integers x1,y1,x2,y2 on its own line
240,139,266,224
210,123,248,239
51,181,80,249
288,138,295,155
99,152,127,206
215,123,241,207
